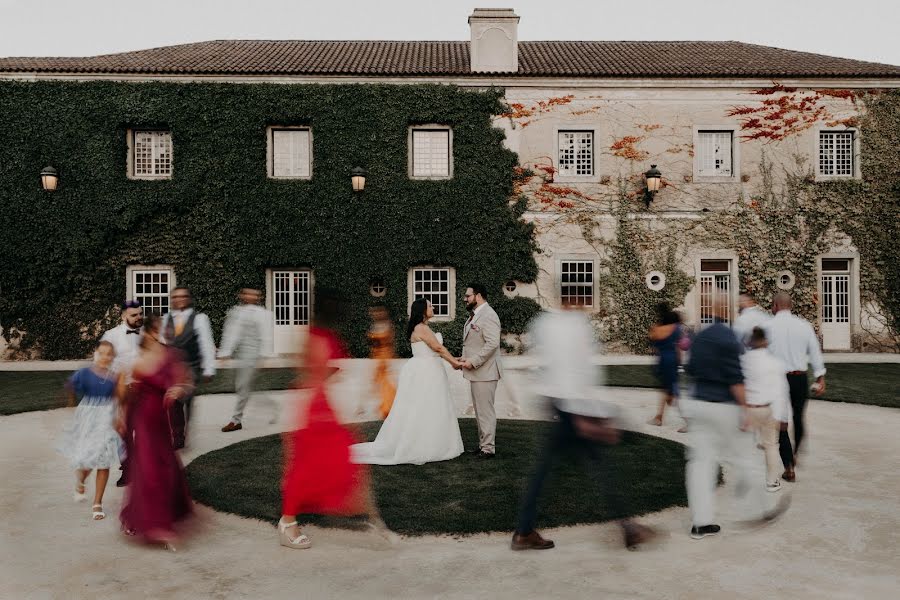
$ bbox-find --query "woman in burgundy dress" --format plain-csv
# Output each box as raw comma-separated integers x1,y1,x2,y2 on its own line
119,313,194,549
278,290,388,549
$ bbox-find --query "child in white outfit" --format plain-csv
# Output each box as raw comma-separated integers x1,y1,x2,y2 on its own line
740,327,792,492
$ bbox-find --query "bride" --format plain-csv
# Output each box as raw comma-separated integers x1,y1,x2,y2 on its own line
351,298,464,465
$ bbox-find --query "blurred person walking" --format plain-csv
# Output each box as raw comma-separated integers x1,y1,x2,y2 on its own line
683,295,789,540
741,327,792,493
733,292,771,348
511,297,657,551
59,341,122,521
764,292,826,482
279,290,388,550
161,287,216,449
368,304,397,419
648,302,687,432
219,287,277,432
100,299,144,486
119,314,194,549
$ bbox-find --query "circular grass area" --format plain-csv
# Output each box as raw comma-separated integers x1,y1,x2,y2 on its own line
186,419,686,536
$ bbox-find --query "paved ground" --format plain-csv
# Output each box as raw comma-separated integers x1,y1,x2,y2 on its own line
1,380,899,599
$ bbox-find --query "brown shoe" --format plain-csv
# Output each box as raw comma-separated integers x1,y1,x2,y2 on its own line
624,523,658,550
782,467,796,482
221,422,243,433
511,530,555,551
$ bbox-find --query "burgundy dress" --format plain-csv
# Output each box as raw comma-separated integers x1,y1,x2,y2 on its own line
281,327,365,517
120,349,193,540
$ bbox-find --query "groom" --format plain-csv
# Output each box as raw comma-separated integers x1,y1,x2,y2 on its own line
460,283,502,458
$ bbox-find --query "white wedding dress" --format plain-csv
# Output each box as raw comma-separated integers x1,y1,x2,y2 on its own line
351,333,464,465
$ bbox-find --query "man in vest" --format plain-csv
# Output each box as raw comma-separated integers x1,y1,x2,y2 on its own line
161,286,217,449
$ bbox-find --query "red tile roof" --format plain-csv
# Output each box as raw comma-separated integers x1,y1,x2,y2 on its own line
2,40,899,78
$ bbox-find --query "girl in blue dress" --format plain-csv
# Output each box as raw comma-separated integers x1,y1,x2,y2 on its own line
60,341,122,520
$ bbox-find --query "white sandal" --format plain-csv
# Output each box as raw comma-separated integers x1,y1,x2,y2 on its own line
73,483,87,502
92,504,106,520
278,519,312,549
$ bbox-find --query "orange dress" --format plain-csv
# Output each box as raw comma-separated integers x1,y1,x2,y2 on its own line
281,327,365,516
370,325,397,419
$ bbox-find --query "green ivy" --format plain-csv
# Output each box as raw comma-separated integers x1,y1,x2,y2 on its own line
596,199,694,353
0,81,539,358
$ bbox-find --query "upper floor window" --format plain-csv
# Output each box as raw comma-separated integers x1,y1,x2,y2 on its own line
819,131,854,178
697,131,733,177
269,127,312,179
130,130,172,179
558,131,594,177
410,127,452,179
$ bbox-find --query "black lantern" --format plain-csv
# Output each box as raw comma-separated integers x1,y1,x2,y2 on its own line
351,166,367,192
643,164,661,207
41,166,59,191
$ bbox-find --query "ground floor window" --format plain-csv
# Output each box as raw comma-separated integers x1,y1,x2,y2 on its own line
698,259,732,325
560,260,594,307
409,267,455,319
127,266,175,315
273,270,312,326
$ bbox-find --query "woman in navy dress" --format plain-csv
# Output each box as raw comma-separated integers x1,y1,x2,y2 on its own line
648,303,686,432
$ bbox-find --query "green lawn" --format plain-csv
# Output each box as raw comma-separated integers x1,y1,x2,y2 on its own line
185,419,687,535
2,363,897,416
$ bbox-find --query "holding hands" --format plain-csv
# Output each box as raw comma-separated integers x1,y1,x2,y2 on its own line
453,358,474,370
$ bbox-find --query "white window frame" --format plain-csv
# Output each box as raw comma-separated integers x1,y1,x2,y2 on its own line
692,125,740,182
407,267,456,321
557,130,595,178
267,126,313,179
815,128,859,181
408,125,453,180
817,252,860,327
697,258,735,326
269,270,314,327
128,129,173,180
558,258,595,308
126,265,176,315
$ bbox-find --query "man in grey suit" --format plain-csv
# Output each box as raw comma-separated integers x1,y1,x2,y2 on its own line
460,283,502,458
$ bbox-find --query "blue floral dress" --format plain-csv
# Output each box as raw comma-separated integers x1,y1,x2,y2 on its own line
59,368,121,469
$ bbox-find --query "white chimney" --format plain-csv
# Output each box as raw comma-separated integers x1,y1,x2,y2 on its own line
468,8,519,73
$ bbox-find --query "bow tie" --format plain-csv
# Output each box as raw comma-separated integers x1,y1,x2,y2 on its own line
126,329,140,335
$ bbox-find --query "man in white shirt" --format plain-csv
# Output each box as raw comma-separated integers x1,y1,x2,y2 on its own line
741,326,792,492
101,299,144,383
732,292,772,348
764,292,826,482
511,299,656,552
161,287,217,449
220,288,277,432
100,299,144,486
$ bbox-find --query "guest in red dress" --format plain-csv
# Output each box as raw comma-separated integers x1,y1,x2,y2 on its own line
119,313,194,549
278,289,387,549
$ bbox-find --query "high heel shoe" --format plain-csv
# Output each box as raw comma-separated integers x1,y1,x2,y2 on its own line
73,483,87,502
278,519,312,549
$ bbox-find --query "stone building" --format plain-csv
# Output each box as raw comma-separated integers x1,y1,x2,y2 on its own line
2,8,899,355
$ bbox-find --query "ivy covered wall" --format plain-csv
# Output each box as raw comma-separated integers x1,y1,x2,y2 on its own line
0,81,540,359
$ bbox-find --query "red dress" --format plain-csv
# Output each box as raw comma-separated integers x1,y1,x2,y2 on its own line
282,327,365,516
120,349,193,540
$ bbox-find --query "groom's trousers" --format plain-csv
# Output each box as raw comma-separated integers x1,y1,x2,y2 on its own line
470,380,498,454
516,407,626,535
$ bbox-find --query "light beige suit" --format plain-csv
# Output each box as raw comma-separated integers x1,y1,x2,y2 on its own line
462,303,502,454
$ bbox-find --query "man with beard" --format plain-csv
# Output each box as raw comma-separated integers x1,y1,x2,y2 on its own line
460,283,502,458
100,299,144,486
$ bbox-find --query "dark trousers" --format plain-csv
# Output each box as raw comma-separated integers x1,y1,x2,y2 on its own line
516,409,626,535
168,393,194,449
779,373,809,468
